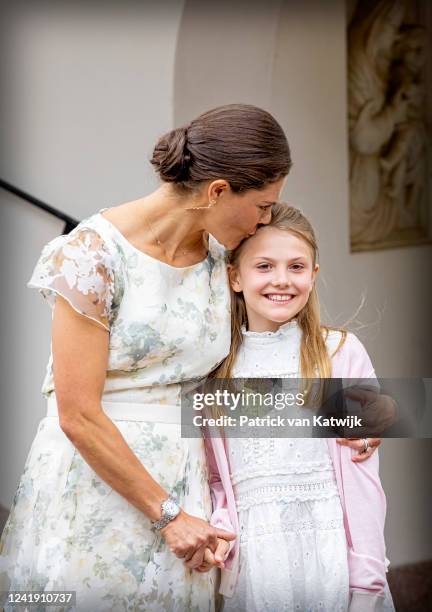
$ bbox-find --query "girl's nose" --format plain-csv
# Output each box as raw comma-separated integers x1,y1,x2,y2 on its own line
272,271,291,287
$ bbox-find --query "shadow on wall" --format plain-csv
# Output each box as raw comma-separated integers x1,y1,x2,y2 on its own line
388,561,432,612
0,505,8,533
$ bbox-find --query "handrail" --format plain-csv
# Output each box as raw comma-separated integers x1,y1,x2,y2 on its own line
0,178,79,233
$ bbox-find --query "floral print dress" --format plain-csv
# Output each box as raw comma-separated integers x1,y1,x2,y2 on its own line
0,211,231,612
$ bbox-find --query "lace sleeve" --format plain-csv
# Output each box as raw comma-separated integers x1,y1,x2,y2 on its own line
28,228,119,331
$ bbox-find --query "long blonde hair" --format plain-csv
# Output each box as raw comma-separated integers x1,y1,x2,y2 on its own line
213,203,346,382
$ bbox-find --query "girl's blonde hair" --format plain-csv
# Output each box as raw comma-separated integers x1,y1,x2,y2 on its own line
213,203,346,382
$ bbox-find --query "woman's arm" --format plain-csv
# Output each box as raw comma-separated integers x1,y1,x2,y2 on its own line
333,333,396,461
52,296,234,561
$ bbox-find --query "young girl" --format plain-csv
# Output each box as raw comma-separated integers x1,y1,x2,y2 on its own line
201,204,394,612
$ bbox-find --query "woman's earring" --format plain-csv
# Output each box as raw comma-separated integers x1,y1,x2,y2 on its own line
186,199,216,211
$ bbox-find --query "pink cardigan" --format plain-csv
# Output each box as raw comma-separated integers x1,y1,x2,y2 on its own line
205,333,388,607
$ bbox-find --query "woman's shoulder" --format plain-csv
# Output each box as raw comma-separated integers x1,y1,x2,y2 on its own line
28,210,125,331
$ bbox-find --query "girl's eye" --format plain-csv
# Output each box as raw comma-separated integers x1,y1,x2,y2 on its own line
290,264,304,271
256,263,272,270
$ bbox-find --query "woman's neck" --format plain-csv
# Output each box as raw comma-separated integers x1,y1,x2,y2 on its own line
106,184,208,265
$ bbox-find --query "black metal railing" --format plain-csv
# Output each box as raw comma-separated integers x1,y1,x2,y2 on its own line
0,178,79,233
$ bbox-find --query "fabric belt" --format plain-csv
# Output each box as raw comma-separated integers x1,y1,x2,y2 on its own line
46,394,182,424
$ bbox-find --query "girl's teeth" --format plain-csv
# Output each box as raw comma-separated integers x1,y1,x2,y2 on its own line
267,295,292,302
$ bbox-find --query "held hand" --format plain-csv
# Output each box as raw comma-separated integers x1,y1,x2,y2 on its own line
160,510,235,564
193,538,231,573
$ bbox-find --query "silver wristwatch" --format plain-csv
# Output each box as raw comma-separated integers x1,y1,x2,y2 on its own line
152,495,181,530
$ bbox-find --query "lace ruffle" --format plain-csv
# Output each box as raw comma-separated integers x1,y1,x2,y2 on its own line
235,478,339,511
241,319,299,338
238,515,345,543
231,460,334,486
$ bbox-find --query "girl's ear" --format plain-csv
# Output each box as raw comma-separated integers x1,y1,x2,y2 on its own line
310,264,319,291
227,264,242,292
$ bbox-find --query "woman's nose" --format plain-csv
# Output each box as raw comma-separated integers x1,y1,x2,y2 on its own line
260,210,272,225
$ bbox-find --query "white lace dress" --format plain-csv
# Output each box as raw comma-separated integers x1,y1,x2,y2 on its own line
224,322,350,612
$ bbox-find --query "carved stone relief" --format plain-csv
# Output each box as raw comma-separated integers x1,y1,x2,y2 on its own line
348,0,431,251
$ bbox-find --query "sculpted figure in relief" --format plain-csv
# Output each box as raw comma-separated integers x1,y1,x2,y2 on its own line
348,0,427,248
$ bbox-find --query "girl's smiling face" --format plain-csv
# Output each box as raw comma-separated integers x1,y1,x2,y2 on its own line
229,226,319,333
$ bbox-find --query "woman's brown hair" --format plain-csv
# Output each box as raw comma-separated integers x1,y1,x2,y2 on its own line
150,104,292,191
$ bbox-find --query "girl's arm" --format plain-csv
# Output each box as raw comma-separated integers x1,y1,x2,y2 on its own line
204,435,237,548
190,436,236,573
331,333,390,611
337,443,388,610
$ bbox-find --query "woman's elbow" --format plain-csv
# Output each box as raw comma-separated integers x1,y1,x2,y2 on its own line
57,398,98,442
59,412,86,442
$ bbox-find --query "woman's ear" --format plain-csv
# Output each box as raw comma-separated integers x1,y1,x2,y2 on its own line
208,179,229,203
227,264,242,292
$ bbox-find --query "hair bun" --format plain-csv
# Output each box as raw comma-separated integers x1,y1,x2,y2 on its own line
150,104,291,191
150,126,191,183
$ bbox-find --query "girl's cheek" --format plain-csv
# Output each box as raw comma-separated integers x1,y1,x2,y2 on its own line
298,278,313,294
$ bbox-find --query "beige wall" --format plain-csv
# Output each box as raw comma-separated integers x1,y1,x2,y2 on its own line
0,190,63,509
1,2,184,220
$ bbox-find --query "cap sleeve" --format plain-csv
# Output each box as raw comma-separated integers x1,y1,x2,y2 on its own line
28,228,120,331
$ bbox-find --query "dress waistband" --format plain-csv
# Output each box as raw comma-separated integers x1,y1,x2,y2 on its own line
46,395,182,424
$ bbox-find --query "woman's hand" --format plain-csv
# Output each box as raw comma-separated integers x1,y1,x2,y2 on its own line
192,538,231,573
336,387,397,462
337,437,382,462
160,511,235,566
344,388,397,433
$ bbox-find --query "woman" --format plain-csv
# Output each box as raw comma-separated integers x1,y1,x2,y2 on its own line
0,104,380,611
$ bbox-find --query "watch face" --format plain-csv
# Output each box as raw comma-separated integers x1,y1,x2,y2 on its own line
162,498,180,519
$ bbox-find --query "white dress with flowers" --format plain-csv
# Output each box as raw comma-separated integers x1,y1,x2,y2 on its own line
0,211,231,612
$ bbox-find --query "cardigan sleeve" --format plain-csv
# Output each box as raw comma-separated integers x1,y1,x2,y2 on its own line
330,332,388,598
203,436,236,557
340,444,388,595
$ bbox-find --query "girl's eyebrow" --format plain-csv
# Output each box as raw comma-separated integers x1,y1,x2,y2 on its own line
251,255,307,262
